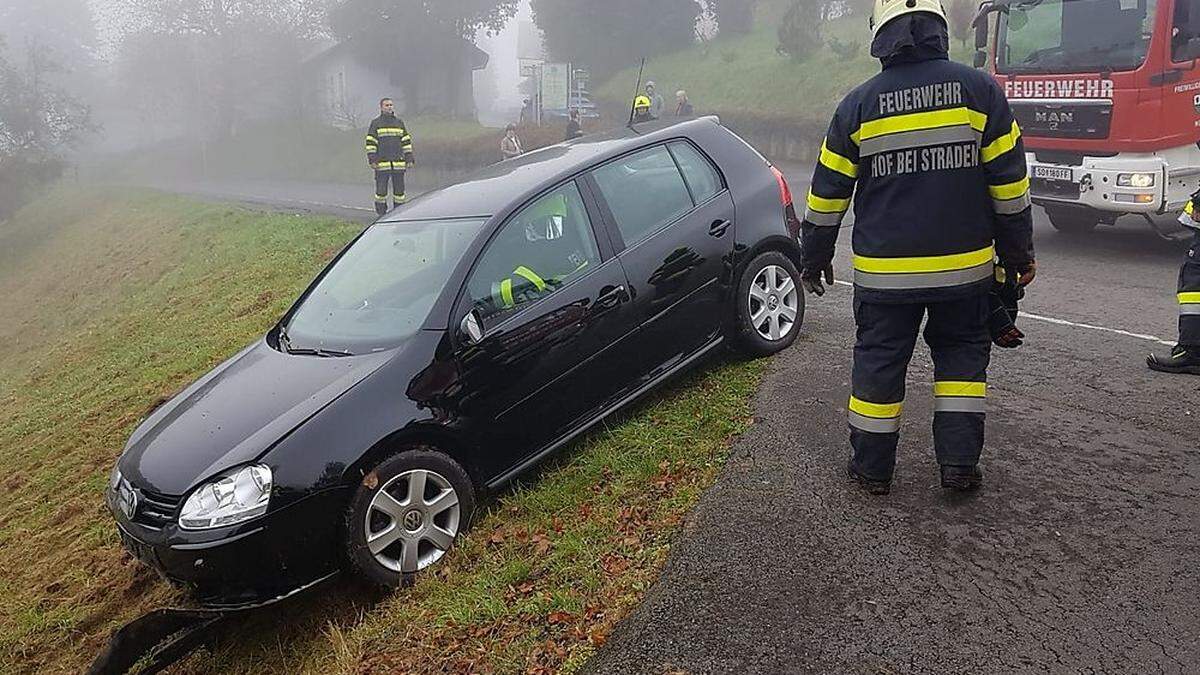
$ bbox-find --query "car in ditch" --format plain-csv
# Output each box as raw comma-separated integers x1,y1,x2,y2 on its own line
107,117,807,608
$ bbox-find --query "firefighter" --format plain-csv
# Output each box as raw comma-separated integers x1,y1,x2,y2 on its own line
365,98,414,216
632,96,654,124
799,0,1036,495
1147,196,1200,374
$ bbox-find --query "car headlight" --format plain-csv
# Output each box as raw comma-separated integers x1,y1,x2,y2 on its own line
179,464,272,530
109,464,122,491
1117,173,1155,188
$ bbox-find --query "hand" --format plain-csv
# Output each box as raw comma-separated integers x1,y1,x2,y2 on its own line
993,325,1025,349
800,264,834,296
1017,261,1037,287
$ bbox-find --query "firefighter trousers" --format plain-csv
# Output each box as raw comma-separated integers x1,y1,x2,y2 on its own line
849,294,992,481
1180,232,1200,347
374,169,406,215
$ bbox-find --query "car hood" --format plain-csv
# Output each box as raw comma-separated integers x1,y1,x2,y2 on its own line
121,338,392,496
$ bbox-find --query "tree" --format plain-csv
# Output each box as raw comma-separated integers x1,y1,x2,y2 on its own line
946,0,977,48
776,0,822,62
0,39,94,217
114,0,329,140
532,0,703,81
328,0,519,117
711,0,757,34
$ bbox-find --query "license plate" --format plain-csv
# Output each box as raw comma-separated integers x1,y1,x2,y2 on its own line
1033,166,1073,182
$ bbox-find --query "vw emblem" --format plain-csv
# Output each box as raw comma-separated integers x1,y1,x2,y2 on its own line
402,509,424,532
117,481,139,520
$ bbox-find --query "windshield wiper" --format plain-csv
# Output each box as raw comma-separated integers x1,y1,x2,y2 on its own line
278,324,353,357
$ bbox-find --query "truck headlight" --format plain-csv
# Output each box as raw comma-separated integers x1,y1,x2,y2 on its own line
179,464,272,530
1117,173,1155,188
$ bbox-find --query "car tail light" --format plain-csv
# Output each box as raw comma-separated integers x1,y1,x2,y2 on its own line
771,164,802,238
770,165,793,207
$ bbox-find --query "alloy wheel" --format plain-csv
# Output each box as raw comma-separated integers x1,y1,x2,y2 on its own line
748,264,799,342
365,469,461,574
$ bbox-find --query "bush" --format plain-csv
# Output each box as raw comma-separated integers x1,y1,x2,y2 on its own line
829,37,861,60
776,0,823,62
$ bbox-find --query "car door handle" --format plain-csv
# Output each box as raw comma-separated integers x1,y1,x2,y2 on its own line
595,285,627,311
709,219,731,237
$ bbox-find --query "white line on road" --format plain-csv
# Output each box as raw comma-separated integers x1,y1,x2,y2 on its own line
831,280,1175,347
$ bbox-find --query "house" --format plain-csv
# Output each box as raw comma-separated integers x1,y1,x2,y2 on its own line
307,39,490,128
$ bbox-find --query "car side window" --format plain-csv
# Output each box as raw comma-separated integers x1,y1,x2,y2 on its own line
590,145,695,248
466,181,601,328
1174,0,1200,62
669,141,723,204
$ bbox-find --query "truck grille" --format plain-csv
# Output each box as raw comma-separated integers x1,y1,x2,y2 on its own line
1012,101,1112,140
127,484,182,528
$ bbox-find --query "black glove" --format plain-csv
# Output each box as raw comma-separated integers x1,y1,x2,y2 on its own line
801,264,834,296
988,266,1027,348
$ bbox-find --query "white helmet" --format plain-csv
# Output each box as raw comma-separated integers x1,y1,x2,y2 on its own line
870,0,947,36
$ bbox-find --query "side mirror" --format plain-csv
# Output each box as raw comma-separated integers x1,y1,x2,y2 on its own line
974,51,988,68
973,12,990,50
460,310,484,345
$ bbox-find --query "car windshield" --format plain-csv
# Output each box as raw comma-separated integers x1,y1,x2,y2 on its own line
998,0,1157,74
284,218,485,354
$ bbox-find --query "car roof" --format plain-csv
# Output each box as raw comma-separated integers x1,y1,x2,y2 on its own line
379,117,723,223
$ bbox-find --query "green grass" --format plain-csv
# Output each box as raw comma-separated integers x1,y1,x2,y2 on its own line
0,190,767,673
105,117,502,185
596,13,975,128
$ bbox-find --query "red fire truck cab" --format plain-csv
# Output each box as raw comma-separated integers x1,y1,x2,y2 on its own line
975,0,1200,236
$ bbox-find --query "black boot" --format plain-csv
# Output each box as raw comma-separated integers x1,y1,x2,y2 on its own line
941,465,983,492
847,461,892,496
1147,345,1200,375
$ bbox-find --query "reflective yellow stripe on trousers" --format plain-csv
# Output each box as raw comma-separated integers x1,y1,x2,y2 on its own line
853,245,995,290
1181,291,1200,316
848,396,903,434
934,381,987,414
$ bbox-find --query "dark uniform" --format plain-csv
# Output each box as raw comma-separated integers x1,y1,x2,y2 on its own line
366,113,414,215
800,15,1035,486
1149,199,1200,373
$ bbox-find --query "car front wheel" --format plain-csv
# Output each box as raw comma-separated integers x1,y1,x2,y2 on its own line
345,448,476,588
732,250,803,357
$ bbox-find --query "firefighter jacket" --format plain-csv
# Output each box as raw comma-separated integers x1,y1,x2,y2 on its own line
366,113,414,171
801,16,1035,304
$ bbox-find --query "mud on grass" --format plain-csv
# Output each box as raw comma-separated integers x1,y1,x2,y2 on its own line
0,188,766,674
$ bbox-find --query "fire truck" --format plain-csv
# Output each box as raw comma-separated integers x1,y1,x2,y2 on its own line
974,0,1200,237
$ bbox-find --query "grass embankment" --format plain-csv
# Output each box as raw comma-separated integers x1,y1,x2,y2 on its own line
0,190,766,673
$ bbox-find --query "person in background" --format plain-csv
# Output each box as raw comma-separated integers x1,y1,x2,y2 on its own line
501,124,524,160
675,90,694,117
1147,193,1200,374
520,98,535,126
632,96,655,124
565,109,584,141
645,81,665,119
365,97,414,216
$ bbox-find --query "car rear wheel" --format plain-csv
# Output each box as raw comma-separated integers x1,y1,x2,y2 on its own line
345,448,476,588
732,251,803,357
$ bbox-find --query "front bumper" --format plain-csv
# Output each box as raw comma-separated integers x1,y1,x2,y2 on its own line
1028,153,1167,214
109,486,351,608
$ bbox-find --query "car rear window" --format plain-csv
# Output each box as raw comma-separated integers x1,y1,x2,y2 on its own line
669,141,723,204
590,145,694,247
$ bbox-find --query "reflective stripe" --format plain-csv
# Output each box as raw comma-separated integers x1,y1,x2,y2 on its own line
803,207,845,227
934,381,986,398
989,177,1030,201
807,190,851,214
1187,200,1195,216
500,279,515,308
994,192,1032,215
853,245,995,275
1180,212,1200,230
859,125,981,157
376,127,408,135
1182,306,1200,316
981,121,1022,163
849,396,903,419
849,411,902,434
852,107,988,145
854,263,994,290
513,266,547,292
395,194,407,204
1180,292,1200,304
935,398,987,414
819,139,859,178
374,195,388,202
366,135,378,142
374,162,407,170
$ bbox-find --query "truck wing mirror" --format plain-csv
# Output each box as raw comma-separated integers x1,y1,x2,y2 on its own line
973,8,990,50
974,51,988,68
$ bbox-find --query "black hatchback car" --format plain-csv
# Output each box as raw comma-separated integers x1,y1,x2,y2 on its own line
108,118,806,607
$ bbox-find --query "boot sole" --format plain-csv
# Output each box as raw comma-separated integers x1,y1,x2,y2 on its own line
941,479,983,492
1147,361,1200,375
846,465,892,496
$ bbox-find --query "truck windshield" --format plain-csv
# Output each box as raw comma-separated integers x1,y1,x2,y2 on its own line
998,0,1157,74
283,218,485,355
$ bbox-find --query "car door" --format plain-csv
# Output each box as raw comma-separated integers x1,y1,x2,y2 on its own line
587,141,735,379
450,180,639,477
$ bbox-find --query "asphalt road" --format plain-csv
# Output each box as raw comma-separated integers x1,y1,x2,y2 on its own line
135,169,1198,673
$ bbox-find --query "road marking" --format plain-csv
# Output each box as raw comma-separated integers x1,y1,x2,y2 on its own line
831,280,1174,346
